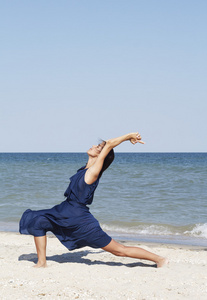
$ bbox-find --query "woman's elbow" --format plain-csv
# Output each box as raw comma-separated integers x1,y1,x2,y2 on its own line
105,140,113,150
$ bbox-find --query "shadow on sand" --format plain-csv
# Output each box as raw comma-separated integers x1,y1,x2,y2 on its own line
18,249,157,268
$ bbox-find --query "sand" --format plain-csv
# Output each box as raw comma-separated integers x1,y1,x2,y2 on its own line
0,232,207,300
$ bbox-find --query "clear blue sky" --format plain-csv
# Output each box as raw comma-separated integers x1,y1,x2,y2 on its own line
1,1,206,152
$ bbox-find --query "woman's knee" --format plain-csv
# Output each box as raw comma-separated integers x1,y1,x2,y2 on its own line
27,216,48,236
102,240,127,257
112,248,127,257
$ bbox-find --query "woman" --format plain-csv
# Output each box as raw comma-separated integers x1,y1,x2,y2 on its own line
19,132,168,268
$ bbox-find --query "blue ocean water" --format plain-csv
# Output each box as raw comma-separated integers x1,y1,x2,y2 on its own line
0,153,206,246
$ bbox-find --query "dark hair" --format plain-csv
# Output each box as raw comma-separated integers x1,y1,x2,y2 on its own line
99,148,115,178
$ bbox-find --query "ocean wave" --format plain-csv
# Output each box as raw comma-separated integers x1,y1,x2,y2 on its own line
184,223,207,239
101,223,207,239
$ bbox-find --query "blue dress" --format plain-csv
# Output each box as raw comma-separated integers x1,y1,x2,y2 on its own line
19,166,112,250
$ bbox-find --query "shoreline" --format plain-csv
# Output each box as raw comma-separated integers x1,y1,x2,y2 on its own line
1,230,207,252
1,224,206,248
1,231,207,299
46,231,207,251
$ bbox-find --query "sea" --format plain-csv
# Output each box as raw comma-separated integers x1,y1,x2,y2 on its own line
0,152,206,247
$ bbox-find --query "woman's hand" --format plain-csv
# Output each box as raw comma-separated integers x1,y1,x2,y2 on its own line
130,132,145,145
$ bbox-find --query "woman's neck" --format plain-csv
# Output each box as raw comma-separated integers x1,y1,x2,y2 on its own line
85,156,97,169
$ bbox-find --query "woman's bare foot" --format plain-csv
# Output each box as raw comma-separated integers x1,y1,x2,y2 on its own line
34,260,47,268
156,257,169,268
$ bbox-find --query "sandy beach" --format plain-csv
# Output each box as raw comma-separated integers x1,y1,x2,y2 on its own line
0,232,206,300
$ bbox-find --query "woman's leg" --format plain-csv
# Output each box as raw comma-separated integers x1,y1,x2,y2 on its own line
34,235,47,267
102,239,168,268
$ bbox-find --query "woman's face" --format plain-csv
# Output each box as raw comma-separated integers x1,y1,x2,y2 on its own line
87,141,105,157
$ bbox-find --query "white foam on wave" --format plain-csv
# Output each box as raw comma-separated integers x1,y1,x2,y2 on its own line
102,223,207,239
102,224,173,236
184,223,207,239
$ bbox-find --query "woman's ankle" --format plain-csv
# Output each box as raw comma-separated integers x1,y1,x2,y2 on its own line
156,256,168,268
34,259,47,268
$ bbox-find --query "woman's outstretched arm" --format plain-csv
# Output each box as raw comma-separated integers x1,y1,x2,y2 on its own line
106,132,145,149
85,132,144,184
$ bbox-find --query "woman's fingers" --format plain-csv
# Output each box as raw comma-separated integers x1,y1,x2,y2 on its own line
136,133,144,143
131,139,145,144
134,140,145,144
130,132,145,144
